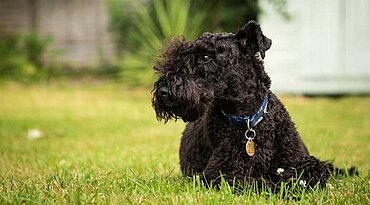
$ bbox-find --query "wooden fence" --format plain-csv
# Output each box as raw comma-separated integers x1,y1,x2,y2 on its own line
0,0,115,67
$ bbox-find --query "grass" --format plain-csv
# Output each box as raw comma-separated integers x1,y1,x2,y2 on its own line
0,82,369,204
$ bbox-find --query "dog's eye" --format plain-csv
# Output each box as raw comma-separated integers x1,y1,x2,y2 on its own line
199,54,211,64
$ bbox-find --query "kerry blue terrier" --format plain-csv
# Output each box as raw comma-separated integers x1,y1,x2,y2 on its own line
152,21,357,191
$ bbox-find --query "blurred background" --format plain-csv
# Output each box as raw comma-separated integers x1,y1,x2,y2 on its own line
1,0,369,94
1,1,369,203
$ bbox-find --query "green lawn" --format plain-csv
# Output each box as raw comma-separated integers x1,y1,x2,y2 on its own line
0,83,369,204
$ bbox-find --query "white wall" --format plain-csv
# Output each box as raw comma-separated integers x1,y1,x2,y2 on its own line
260,0,370,94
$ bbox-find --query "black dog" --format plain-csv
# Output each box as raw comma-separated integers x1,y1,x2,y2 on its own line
152,21,356,190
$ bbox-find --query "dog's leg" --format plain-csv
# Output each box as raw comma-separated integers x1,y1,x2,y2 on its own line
275,156,331,188
179,122,212,177
199,138,276,191
327,162,359,177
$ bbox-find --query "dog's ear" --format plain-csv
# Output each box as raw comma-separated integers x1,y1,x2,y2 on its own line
235,21,272,59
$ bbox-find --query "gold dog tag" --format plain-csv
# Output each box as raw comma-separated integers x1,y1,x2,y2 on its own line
246,138,255,156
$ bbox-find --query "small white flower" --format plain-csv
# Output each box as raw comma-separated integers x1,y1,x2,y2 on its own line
27,128,43,139
299,179,307,187
277,168,285,175
59,159,66,166
327,183,334,190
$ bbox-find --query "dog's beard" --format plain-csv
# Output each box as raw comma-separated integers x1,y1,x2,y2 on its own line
153,101,206,122
152,79,213,122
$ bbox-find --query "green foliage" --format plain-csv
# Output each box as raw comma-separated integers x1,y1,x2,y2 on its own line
199,0,259,32
196,0,289,32
107,0,289,88
106,0,137,53
0,36,31,78
0,33,52,81
23,32,52,68
0,84,369,203
107,0,206,87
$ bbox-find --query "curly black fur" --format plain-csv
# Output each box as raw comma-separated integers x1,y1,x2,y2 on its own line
152,21,357,191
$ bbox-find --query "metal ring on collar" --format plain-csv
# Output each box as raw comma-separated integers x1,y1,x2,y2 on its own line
245,129,256,140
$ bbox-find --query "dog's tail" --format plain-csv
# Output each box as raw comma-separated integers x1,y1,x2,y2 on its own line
327,162,359,177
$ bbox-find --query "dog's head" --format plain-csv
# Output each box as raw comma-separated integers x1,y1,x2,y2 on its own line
152,21,272,122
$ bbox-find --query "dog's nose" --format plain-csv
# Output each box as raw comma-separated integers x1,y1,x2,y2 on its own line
159,86,169,97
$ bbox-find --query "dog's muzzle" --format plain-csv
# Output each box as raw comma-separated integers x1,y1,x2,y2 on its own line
152,78,212,122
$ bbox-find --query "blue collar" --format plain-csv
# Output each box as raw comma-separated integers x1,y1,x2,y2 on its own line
222,96,268,128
